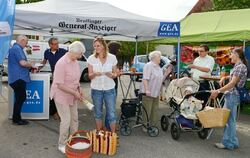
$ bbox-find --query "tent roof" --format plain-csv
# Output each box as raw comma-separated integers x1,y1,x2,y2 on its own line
16,0,157,21
154,8,250,44
14,0,175,41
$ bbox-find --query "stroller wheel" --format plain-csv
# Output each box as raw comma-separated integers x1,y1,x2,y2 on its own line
170,122,181,140
161,115,169,131
147,126,159,137
120,125,132,136
198,128,209,140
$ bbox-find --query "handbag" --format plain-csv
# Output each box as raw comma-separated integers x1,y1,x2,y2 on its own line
196,99,230,128
87,130,118,156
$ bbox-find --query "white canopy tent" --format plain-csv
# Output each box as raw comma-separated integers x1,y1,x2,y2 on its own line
14,0,182,77
14,0,177,41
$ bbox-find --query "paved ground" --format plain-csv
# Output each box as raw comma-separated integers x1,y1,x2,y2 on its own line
1,76,250,158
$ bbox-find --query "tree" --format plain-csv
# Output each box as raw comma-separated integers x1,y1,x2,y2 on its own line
117,41,156,66
213,0,250,10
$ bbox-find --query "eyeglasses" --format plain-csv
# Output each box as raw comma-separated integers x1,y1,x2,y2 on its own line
51,42,58,45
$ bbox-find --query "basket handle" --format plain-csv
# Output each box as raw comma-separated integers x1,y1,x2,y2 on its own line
204,99,221,108
68,130,89,144
204,99,211,107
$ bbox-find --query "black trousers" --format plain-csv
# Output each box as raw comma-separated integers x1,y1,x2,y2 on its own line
10,79,26,122
196,80,211,106
49,79,57,115
49,99,57,115
195,80,222,107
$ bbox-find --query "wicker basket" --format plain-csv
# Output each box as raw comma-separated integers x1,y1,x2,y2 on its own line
196,108,230,128
66,130,92,158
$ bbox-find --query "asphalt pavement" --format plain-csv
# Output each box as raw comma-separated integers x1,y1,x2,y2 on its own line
1,76,250,158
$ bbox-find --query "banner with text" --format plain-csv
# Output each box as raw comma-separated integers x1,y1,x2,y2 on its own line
0,0,16,64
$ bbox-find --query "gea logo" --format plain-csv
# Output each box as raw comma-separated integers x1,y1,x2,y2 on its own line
160,24,178,32
26,90,40,100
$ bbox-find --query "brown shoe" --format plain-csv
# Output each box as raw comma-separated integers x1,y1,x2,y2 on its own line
53,113,60,120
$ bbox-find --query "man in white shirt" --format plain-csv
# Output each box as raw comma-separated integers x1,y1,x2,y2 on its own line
189,45,215,81
188,45,215,105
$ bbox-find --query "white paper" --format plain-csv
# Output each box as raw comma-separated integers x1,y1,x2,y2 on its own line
34,63,44,67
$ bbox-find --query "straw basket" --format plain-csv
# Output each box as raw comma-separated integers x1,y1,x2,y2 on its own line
66,130,92,158
196,108,230,128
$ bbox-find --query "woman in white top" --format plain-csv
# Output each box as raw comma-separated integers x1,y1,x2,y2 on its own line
87,37,118,132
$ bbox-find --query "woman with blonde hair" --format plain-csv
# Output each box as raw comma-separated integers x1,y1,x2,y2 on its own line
87,36,118,132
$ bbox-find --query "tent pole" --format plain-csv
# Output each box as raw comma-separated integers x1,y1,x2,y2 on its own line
146,42,149,55
0,65,3,96
135,36,138,57
177,37,181,79
243,40,246,52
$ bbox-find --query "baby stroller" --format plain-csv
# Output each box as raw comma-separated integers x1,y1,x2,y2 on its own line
119,89,159,137
160,77,210,140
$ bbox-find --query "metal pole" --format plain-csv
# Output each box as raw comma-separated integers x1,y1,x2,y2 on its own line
177,37,181,79
243,40,246,52
146,42,149,55
0,64,3,96
135,36,138,57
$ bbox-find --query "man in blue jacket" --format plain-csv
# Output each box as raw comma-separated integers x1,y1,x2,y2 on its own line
8,35,34,125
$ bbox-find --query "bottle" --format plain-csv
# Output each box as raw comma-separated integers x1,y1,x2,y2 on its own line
123,62,126,72
216,64,220,76
126,62,129,72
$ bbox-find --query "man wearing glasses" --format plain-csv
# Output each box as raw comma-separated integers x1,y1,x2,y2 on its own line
188,44,215,104
189,45,215,80
40,37,67,120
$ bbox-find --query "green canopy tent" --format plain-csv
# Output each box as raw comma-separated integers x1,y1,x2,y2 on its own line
153,9,250,78
154,8,250,45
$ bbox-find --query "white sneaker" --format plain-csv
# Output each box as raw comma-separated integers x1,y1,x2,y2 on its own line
214,143,226,149
142,127,147,133
58,145,66,154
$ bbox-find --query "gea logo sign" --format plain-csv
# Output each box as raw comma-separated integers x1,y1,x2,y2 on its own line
22,81,44,113
158,22,180,37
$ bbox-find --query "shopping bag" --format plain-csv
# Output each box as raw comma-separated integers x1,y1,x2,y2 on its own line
196,99,230,128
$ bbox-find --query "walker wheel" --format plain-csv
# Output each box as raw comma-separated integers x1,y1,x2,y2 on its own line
170,122,181,140
120,125,132,136
147,126,159,137
161,115,169,131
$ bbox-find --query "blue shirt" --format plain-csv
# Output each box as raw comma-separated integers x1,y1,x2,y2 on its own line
8,43,31,84
44,48,67,73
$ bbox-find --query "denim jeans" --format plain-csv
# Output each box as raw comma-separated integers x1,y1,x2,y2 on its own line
91,88,116,125
221,93,240,149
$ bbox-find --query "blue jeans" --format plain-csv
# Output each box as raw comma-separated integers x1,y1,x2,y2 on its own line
221,93,240,149
91,88,117,126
